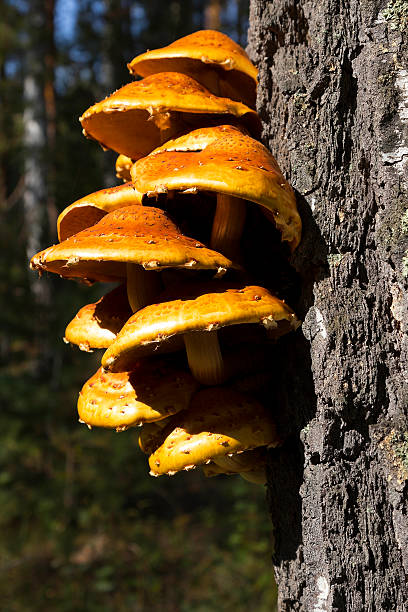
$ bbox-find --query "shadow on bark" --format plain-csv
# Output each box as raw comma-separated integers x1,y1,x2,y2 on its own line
266,189,328,563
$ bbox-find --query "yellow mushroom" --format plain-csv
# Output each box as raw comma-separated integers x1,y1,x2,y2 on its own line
128,30,258,108
79,72,260,160
78,357,199,431
147,387,280,476
102,283,300,385
132,125,301,258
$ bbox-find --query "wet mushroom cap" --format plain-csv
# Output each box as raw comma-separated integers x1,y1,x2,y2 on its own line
131,125,301,250
102,283,300,372
78,358,199,430
57,183,143,241
79,72,260,159
115,155,133,182
148,387,279,476
128,30,257,108
64,284,132,351
31,206,235,283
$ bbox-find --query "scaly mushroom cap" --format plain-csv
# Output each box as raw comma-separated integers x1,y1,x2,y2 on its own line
102,284,300,372
64,285,131,351
79,72,260,159
115,155,133,182
57,183,143,241
148,387,279,476
131,125,301,250
128,30,257,108
78,358,199,431
31,206,235,283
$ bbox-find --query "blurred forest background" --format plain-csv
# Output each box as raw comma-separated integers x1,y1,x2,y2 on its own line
0,1,278,610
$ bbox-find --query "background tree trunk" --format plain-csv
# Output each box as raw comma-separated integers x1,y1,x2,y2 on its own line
23,1,50,297
23,0,56,376
248,1,408,610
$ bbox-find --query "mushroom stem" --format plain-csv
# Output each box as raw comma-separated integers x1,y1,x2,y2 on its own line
199,68,222,97
152,111,181,145
210,194,246,259
183,330,226,385
126,263,161,313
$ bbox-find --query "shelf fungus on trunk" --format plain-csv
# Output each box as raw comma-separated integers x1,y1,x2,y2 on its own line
146,387,280,476
57,182,143,241
79,72,260,160
102,283,300,386
30,206,236,314
128,30,258,109
77,357,199,432
131,125,301,258
64,285,132,351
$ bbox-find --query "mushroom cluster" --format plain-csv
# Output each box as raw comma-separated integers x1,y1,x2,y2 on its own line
31,30,301,485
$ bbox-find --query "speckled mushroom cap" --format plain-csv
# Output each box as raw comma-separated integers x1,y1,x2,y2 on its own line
64,285,132,351
115,155,133,182
128,30,258,108
31,206,235,283
78,358,199,431
57,183,143,241
79,72,260,160
102,283,300,372
131,125,301,250
148,387,279,476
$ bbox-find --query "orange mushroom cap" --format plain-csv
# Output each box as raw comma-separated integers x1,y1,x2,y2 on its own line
79,72,260,159
57,183,143,242
64,284,132,351
128,30,257,108
148,387,279,476
102,283,300,372
31,206,235,283
131,125,301,250
78,358,199,431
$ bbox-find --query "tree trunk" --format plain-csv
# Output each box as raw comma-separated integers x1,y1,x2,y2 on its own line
205,0,222,30
247,1,408,610
23,0,54,373
23,3,49,292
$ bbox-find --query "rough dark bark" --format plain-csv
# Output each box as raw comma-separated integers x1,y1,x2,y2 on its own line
248,1,408,610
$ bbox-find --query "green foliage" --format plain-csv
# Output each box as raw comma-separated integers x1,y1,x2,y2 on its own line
0,399,277,610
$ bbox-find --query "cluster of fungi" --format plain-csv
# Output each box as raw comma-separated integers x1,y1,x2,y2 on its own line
31,31,301,484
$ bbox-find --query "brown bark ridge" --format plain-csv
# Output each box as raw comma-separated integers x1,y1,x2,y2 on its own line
248,1,408,610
